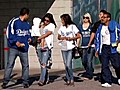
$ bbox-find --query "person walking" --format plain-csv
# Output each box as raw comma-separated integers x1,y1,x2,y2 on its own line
78,13,95,80
88,10,107,48
58,14,81,86
95,11,120,87
87,9,107,81
1,7,31,89
37,13,56,86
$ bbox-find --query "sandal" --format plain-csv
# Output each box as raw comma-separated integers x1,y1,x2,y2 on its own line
38,81,44,86
70,81,75,87
64,81,70,86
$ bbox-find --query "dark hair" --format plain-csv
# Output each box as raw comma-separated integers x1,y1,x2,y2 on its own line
20,7,29,16
42,13,57,28
100,9,107,14
60,14,75,27
104,11,111,20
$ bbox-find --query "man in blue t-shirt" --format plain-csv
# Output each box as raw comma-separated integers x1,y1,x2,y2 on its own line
1,8,32,89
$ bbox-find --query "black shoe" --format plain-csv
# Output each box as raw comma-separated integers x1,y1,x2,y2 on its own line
1,83,7,89
23,84,29,88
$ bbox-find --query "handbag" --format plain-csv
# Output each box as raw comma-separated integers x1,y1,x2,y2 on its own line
72,46,82,59
29,36,39,46
71,25,82,59
72,26,82,59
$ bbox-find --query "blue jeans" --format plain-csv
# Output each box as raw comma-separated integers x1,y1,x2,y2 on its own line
81,47,95,79
36,47,50,82
3,48,29,85
101,45,120,84
61,50,73,81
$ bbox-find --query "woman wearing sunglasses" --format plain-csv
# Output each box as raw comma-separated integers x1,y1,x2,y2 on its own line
37,13,56,86
79,13,95,80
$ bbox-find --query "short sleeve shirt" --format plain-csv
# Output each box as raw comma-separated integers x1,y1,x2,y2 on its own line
58,24,79,50
43,23,55,49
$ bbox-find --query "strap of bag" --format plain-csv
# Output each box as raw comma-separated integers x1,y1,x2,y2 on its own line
71,25,77,47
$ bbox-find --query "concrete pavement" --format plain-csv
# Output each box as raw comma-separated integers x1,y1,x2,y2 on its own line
0,65,120,90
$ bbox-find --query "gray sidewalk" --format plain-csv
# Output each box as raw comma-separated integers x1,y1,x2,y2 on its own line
0,66,120,90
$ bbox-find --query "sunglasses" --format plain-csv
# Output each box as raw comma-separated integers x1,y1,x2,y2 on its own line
44,19,50,22
102,16,108,18
83,16,89,19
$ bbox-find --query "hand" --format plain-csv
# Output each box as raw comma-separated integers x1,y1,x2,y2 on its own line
60,36,67,40
28,38,32,43
116,40,120,46
95,51,99,57
66,37,71,41
20,43,25,47
38,37,41,42
16,41,25,47
88,43,91,47
16,41,22,47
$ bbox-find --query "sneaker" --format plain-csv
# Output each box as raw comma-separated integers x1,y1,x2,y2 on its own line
118,79,120,85
23,83,29,88
1,83,7,89
101,83,111,87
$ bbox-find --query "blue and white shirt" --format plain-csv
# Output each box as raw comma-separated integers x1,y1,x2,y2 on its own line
58,24,79,50
79,24,93,48
6,17,31,52
95,20,120,54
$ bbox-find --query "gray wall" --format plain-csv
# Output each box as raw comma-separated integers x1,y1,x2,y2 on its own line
0,0,55,29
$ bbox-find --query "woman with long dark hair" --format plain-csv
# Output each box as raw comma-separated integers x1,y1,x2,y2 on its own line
37,13,56,86
58,14,81,86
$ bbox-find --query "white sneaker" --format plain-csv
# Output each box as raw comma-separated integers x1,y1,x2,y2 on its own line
118,79,120,85
101,83,111,87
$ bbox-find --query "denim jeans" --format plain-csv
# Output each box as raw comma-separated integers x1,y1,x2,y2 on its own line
61,50,73,81
3,48,29,85
81,47,95,79
101,45,120,84
36,47,50,82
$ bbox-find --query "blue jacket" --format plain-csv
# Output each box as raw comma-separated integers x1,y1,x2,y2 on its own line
95,20,120,54
7,17,31,52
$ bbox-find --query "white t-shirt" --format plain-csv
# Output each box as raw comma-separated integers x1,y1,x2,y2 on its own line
43,23,55,49
58,24,79,50
101,25,110,45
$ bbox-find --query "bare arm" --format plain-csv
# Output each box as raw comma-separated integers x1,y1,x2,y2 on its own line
88,32,95,47
38,31,52,40
66,33,81,47
58,34,67,40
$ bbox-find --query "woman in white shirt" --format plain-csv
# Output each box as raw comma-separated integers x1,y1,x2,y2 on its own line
37,13,56,86
58,14,81,86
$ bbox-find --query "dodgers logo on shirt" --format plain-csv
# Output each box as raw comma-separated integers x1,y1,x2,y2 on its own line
16,29,30,36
